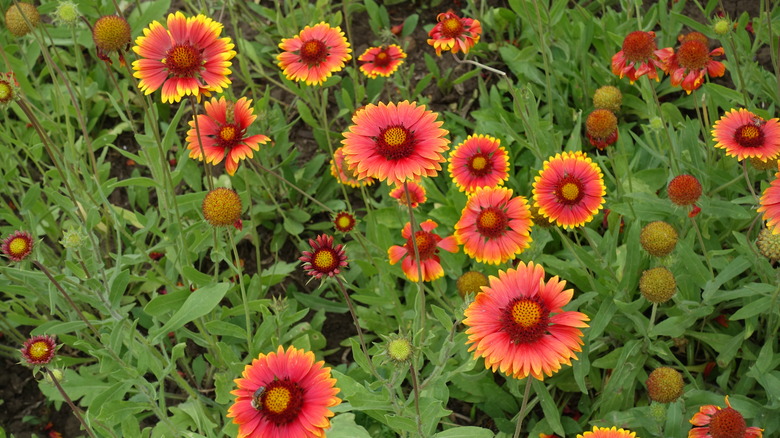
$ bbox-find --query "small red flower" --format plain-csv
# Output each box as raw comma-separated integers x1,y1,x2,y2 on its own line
389,181,427,208
148,251,165,261
427,10,482,56
668,174,703,206
20,335,56,365
388,219,458,282
585,109,619,150
2,230,33,262
333,211,356,233
300,234,348,279
358,45,406,79
688,396,763,438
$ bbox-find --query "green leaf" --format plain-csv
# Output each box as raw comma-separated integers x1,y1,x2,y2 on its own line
328,413,372,438
149,283,230,342
434,427,495,437
532,379,564,436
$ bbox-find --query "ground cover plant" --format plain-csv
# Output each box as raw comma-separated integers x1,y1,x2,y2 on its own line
0,0,778,437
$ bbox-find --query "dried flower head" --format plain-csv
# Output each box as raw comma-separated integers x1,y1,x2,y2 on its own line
5,2,39,37
457,271,489,298
639,266,677,304
0,71,19,106
646,366,684,403
202,188,242,227
756,228,780,262
668,174,703,206
593,85,622,113
93,15,131,65
586,109,619,150
640,221,678,257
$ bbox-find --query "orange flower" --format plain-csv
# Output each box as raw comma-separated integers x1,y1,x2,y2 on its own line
132,12,235,104
228,346,341,438
330,146,375,187
611,31,673,83
757,171,780,234
658,38,725,94
388,219,458,282
688,396,763,438
463,262,589,379
712,109,780,161
427,10,482,56
448,134,510,193
577,426,638,438
389,181,427,208
358,44,406,78
277,22,351,86
341,101,449,186
532,151,606,229
454,186,533,265
186,96,270,175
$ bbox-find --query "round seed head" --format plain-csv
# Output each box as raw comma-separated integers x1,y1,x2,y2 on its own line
757,228,780,262
92,15,131,52
5,2,39,37
646,367,684,403
202,188,242,227
593,85,622,113
639,266,677,303
457,271,489,298
640,221,678,257
667,174,702,206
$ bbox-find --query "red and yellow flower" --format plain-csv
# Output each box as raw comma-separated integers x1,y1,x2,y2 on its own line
454,186,533,265
228,345,341,438
427,11,482,56
300,234,348,279
585,109,618,150
389,181,427,208
712,109,780,161
132,12,235,104
448,134,509,193
277,22,351,86
333,211,356,233
388,219,458,282
658,38,725,94
577,427,637,438
532,151,606,229
463,262,589,380
20,335,56,365
186,96,270,176
611,31,673,83
358,44,406,78
757,171,780,234
2,230,33,262
341,101,449,186
688,396,763,438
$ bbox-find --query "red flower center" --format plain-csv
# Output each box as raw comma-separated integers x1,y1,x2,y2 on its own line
441,17,464,38
500,297,550,344
376,125,415,160
734,124,765,148
258,379,305,425
677,40,710,70
467,153,492,176
300,39,328,66
165,44,202,77
554,176,585,205
312,248,338,273
707,407,747,438
622,31,656,63
334,213,355,232
374,50,391,67
406,231,438,260
476,207,508,239
216,123,242,149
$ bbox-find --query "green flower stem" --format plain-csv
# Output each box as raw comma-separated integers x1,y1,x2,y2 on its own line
32,260,102,340
227,230,254,356
512,378,533,438
647,79,680,175
314,87,353,212
647,302,658,338
689,215,714,276
450,52,508,78
554,227,599,293
189,96,215,192
334,275,378,379
409,362,425,438
530,0,555,124
742,161,760,203
44,368,98,438
404,182,426,339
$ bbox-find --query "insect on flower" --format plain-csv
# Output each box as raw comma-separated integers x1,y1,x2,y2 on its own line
250,386,265,410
